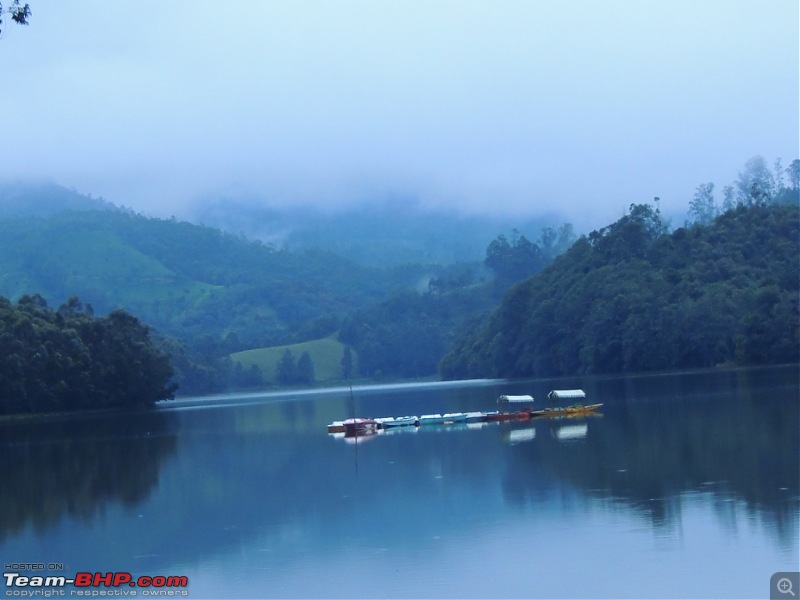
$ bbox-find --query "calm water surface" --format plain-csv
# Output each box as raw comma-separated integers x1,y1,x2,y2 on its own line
1,366,798,599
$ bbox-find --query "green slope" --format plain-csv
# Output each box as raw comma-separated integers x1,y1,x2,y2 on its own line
0,208,425,349
230,337,357,382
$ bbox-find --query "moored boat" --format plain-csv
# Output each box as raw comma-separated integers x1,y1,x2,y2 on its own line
564,403,602,414
513,408,534,420
342,418,380,436
464,411,486,423
442,412,467,423
418,414,446,425
381,415,418,428
485,409,532,422
531,403,602,418
327,421,346,433
484,411,510,422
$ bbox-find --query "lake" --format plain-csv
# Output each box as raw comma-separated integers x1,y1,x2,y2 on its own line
1,366,797,599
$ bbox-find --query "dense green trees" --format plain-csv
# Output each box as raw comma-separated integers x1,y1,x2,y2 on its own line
484,225,576,290
0,295,176,415
440,203,799,380
275,349,315,384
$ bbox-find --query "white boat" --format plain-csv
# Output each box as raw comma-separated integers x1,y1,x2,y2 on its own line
547,389,586,399
381,415,418,428
418,414,446,425
442,412,467,423
464,411,486,423
498,394,534,403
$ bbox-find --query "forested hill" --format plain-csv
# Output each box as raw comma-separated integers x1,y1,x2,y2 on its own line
439,203,799,380
0,208,425,348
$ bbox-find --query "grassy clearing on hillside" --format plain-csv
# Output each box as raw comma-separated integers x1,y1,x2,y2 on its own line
231,337,357,382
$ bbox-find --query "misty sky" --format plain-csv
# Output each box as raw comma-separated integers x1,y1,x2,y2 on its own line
1,1,797,229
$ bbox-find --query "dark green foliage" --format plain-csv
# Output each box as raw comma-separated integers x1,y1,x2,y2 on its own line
440,203,799,380
0,208,431,350
276,349,297,384
0,208,441,393
484,226,576,291
485,232,546,287
296,351,315,384
336,227,573,380
275,349,315,385
0,295,176,415
340,345,354,379
340,285,495,379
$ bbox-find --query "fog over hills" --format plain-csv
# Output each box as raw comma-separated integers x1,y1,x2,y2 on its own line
0,182,572,267
190,195,568,266
0,181,116,217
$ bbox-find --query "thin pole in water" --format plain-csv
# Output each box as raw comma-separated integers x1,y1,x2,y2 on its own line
350,384,358,473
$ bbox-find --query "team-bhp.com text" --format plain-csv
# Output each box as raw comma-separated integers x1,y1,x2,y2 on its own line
4,572,189,597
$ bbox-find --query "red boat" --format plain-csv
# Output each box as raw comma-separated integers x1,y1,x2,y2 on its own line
484,409,532,422
342,418,380,436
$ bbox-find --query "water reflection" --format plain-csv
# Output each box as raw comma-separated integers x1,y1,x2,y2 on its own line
499,367,799,548
0,367,796,598
0,410,177,542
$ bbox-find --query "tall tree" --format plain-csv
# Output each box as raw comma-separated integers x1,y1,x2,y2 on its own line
735,155,775,205
296,351,315,383
688,182,716,225
276,349,297,384
341,345,353,379
721,185,736,212
786,159,800,192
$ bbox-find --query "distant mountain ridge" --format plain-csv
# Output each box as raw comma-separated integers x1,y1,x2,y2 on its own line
191,196,566,266
0,181,116,216
1,182,569,267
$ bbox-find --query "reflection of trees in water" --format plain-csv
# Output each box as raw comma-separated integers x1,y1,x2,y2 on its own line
0,410,177,541
502,368,799,547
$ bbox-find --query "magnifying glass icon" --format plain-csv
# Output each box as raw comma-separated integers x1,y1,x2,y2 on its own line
777,578,796,596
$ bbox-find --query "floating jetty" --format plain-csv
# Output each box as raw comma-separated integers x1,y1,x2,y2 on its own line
326,389,601,434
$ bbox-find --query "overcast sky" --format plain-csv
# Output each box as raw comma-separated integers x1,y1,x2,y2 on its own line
1,0,797,229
